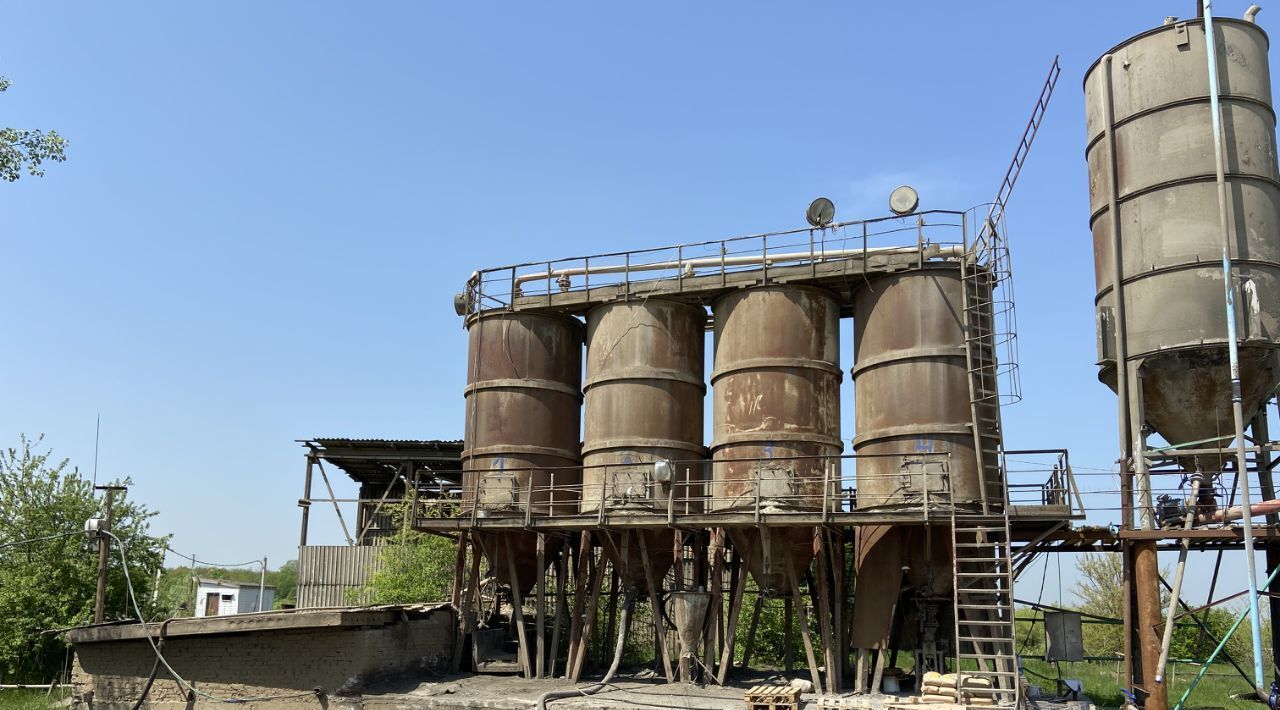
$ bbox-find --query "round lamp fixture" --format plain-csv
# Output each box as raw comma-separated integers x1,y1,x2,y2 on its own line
806,197,836,228
888,185,920,215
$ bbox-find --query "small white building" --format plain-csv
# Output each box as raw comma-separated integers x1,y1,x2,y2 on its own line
194,578,275,617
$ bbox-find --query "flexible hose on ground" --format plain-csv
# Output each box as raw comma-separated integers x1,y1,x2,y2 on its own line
130,618,174,710
536,586,638,710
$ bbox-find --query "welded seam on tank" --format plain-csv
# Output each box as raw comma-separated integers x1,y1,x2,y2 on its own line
463,379,583,398
1094,259,1280,299
580,438,708,456
582,367,706,391
851,423,979,447
1088,175,1280,224
1099,341,1280,363
849,345,968,376
1085,94,1277,152
711,431,844,448
709,357,845,382
462,443,580,462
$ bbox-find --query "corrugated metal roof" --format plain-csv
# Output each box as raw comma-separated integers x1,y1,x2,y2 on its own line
306,438,465,448
300,438,463,484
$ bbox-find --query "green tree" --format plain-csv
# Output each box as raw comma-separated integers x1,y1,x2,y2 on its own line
1,77,67,181
273,559,298,608
1073,553,1126,657
1072,552,1272,676
0,435,164,682
351,503,455,605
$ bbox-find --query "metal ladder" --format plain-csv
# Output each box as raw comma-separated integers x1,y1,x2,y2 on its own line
956,228,1019,705
950,510,1019,706
959,255,1006,513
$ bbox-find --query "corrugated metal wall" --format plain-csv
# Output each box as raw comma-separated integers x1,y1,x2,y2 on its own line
296,545,385,608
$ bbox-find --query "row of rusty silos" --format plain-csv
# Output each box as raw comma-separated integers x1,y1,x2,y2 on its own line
461,269,996,592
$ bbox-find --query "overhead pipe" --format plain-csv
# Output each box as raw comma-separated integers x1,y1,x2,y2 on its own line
1203,0,1266,694
1197,498,1280,524
513,244,964,289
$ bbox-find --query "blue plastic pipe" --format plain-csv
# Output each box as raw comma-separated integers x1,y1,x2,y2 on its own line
1203,0,1266,694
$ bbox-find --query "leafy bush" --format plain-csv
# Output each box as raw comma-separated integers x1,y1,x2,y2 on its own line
0,436,164,683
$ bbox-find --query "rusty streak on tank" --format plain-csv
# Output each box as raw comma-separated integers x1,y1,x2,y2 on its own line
581,298,707,588
462,311,583,593
852,268,1000,509
710,285,842,592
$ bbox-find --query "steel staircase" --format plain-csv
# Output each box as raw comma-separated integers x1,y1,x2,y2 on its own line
950,511,1020,706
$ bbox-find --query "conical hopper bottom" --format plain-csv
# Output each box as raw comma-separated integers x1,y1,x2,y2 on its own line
849,525,952,650
729,528,813,596
1101,346,1279,470
477,531,547,596
669,590,712,661
600,530,675,595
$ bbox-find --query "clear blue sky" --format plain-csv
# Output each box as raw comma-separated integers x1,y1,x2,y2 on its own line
2,2,1274,605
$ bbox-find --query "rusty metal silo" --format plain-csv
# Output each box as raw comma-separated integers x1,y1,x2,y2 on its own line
710,285,842,591
1085,17,1280,460
581,299,707,588
852,268,999,508
462,311,583,593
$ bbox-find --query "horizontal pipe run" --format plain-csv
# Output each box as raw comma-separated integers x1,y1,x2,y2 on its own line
1197,499,1280,524
512,244,964,288
472,209,968,278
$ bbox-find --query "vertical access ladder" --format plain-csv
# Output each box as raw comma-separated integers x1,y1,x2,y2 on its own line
950,506,1019,706
954,211,1020,708
943,53,1058,709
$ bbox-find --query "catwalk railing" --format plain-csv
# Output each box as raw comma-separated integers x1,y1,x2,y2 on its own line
457,209,970,317
413,450,1083,531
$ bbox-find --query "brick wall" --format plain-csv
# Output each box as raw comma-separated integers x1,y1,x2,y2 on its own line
72,608,454,708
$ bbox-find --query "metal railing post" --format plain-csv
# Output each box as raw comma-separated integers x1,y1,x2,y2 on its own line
923,455,931,523
525,474,534,527
597,465,608,525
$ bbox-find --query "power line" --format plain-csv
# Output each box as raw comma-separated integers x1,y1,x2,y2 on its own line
162,546,262,570
104,529,318,704
4,527,295,702
0,532,83,551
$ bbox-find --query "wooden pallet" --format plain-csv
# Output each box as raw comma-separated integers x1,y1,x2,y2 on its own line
744,684,802,710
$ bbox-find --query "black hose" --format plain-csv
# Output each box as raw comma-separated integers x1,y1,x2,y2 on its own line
130,655,161,710
536,586,638,710
130,618,173,710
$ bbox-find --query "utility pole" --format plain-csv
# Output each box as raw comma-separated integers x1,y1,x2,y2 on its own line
258,556,268,612
93,484,126,624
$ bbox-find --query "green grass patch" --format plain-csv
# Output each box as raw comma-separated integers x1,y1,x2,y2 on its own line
1023,659,1264,710
0,689,70,710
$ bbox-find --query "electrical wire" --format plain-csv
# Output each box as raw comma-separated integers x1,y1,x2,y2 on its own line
162,545,262,569
0,531,83,551
102,529,320,704
1017,554,1050,657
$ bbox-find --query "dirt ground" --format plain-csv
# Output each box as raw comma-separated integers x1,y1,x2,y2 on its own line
357,669,1097,709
